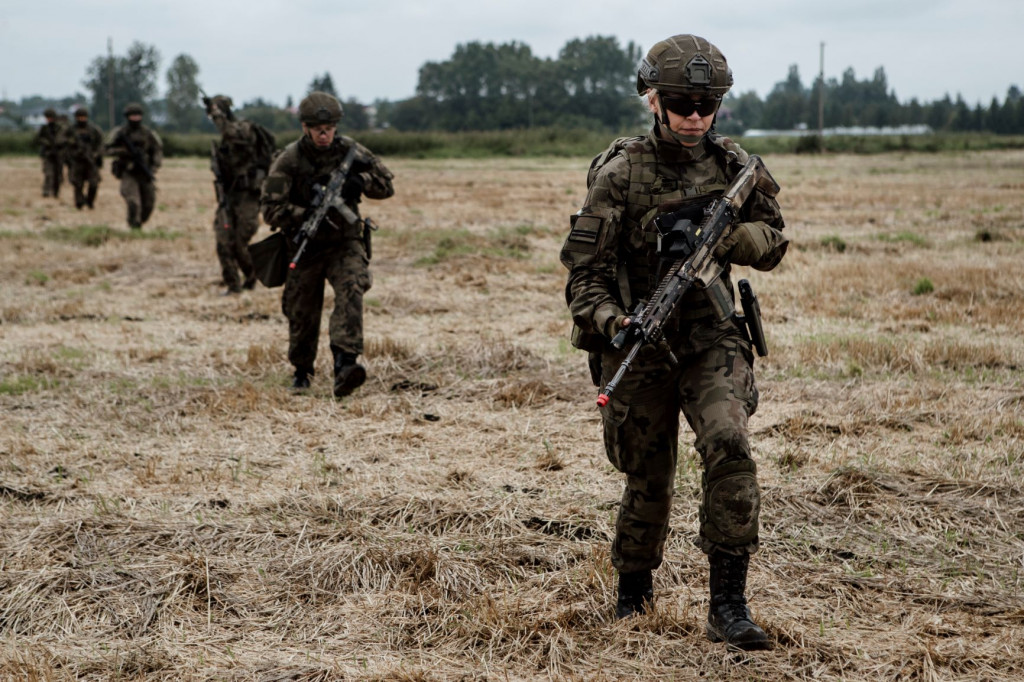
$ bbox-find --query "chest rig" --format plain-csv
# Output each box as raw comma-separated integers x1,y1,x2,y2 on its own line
615,134,740,320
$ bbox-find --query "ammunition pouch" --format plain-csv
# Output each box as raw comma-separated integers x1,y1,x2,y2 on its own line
570,322,606,354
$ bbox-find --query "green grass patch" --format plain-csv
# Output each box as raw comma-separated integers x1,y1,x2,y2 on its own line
912,277,935,295
0,375,53,395
820,235,847,252
877,231,930,247
38,225,183,245
413,227,531,266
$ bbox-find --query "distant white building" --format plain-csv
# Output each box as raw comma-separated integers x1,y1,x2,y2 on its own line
743,124,933,137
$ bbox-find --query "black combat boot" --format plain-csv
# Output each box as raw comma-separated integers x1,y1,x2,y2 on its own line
86,186,97,209
615,569,653,619
291,367,312,392
332,350,366,398
706,552,772,651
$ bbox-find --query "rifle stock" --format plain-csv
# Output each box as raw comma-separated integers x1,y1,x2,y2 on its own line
596,155,777,407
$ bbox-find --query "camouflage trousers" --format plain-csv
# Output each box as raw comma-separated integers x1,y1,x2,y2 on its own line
281,238,372,373
67,158,100,209
598,318,761,574
41,155,63,197
119,173,156,229
214,190,260,290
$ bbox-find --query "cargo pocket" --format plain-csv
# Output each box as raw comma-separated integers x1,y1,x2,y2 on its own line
599,396,630,473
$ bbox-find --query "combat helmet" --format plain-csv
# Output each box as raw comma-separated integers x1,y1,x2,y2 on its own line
74,107,89,117
299,91,343,125
43,108,57,118
123,102,145,116
209,95,233,115
636,34,733,97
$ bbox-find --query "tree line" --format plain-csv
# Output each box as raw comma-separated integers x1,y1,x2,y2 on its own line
2,38,1023,136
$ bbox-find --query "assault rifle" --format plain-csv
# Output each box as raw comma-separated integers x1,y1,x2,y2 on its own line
289,144,363,269
596,154,779,407
115,130,154,182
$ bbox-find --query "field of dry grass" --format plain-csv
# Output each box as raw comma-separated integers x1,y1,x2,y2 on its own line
1,148,1023,680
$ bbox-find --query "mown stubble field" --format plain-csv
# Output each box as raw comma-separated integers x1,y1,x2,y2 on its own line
1,147,1023,680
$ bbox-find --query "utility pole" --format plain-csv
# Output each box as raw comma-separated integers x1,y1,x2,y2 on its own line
818,41,825,137
107,37,115,128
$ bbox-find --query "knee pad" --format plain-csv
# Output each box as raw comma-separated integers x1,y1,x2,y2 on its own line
700,459,760,547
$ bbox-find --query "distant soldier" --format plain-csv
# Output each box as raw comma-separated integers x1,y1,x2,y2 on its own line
260,91,394,396
104,102,162,230
33,108,65,198
204,94,277,294
61,107,104,210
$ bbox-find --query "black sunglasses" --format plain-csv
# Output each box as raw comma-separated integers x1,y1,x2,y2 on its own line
660,95,721,118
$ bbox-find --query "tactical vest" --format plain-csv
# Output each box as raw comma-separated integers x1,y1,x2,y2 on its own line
601,133,745,320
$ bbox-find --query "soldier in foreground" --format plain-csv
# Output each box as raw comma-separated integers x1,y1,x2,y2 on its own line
104,103,162,230
560,35,788,650
205,94,276,294
260,91,394,396
61,107,104,210
33,108,65,198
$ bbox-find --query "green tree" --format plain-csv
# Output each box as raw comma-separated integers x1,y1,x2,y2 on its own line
237,98,297,132
339,97,370,131
308,73,338,97
762,65,808,129
557,36,642,129
165,54,203,132
82,41,161,129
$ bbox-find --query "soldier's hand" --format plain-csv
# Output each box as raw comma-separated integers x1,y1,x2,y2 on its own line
713,222,774,266
604,315,631,338
341,173,367,201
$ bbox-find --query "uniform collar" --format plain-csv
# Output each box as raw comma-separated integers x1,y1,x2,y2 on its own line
648,125,710,164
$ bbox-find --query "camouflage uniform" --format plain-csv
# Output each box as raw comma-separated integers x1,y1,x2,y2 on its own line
207,96,274,293
563,129,787,574
104,105,162,229
60,110,104,209
260,133,394,385
33,111,65,198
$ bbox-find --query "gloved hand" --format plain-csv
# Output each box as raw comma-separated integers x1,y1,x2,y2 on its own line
341,172,368,202
604,314,631,338
713,222,774,266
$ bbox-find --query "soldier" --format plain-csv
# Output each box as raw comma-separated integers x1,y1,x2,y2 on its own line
560,35,788,650
205,94,277,294
104,102,162,230
260,91,394,396
33,108,65,198
61,107,104,210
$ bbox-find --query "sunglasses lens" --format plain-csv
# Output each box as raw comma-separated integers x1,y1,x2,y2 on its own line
662,97,719,117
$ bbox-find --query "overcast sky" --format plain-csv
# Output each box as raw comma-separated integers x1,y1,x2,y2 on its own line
2,0,1021,109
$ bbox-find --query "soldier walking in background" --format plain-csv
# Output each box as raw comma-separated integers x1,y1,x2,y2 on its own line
260,91,394,396
61,107,104,210
204,94,277,295
33,108,65,198
560,35,788,650
104,102,162,230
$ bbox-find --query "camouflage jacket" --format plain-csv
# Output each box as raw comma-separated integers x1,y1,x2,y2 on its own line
560,127,787,341
104,124,163,178
210,113,267,191
33,122,65,158
260,135,394,243
61,121,104,163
